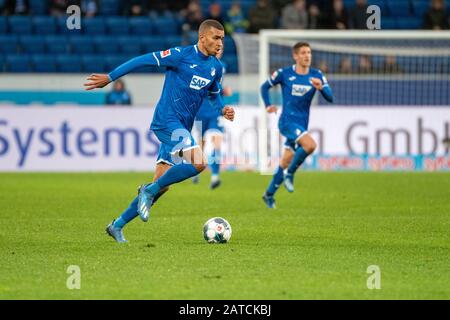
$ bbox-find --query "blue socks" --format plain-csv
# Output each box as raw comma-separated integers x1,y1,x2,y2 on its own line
113,163,199,230
113,189,168,229
265,147,310,197
210,149,221,176
153,162,199,190
287,146,308,175
266,166,284,196
113,196,139,229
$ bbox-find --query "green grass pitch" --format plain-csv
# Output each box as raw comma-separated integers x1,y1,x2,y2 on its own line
0,171,449,299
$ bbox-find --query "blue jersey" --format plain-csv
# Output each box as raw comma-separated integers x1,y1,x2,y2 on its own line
108,45,224,132
262,65,333,130
151,45,223,131
196,63,226,120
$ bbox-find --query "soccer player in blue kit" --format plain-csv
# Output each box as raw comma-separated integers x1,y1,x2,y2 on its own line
261,42,334,209
84,20,235,243
193,49,232,189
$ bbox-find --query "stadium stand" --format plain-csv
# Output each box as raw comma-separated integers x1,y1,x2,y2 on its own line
1,0,447,74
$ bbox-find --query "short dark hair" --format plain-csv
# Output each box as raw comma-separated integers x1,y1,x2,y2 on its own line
293,42,311,52
199,19,224,34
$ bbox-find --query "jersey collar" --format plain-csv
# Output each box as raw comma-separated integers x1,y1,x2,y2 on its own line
293,64,310,75
194,44,210,60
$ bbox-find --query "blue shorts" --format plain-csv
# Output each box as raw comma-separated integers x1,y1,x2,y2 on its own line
196,115,224,137
153,124,198,166
279,121,308,151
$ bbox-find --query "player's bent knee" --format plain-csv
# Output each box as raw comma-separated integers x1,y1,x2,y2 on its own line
300,139,316,154
280,157,292,169
305,142,317,154
193,163,207,172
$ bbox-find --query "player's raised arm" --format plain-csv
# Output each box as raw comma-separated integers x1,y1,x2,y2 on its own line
261,69,283,113
84,48,183,90
260,81,278,113
311,72,334,103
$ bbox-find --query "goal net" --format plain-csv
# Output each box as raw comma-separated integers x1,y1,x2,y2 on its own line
233,31,450,173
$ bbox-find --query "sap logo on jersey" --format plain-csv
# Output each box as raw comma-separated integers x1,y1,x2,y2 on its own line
292,84,312,97
189,75,211,90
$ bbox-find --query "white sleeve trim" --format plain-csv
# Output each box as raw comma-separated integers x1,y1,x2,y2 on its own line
267,77,274,86
152,52,160,67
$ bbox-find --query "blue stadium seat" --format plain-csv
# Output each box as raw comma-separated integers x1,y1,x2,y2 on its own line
0,35,18,54
141,36,166,52
83,17,106,35
381,17,397,29
19,35,46,53
164,35,183,48
152,17,178,36
81,55,107,73
397,17,422,29
30,0,48,15
388,1,412,17
99,0,121,16
33,16,56,34
31,54,57,72
0,16,7,34
56,54,82,72
69,36,96,54
106,17,129,35
93,35,119,54
8,16,33,34
6,54,32,72
117,36,142,55
367,1,387,14
412,1,430,17
129,17,154,35
45,35,69,54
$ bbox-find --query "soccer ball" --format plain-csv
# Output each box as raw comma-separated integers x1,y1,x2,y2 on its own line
203,217,232,243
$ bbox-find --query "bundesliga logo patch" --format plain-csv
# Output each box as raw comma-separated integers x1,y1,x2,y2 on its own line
271,68,282,81
160,49,171,58
271,71,278,80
